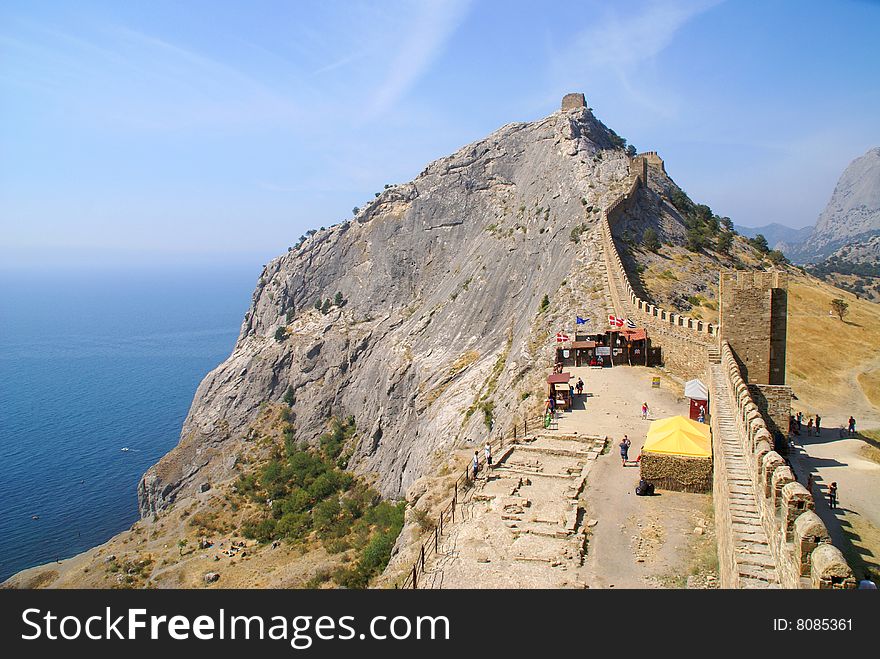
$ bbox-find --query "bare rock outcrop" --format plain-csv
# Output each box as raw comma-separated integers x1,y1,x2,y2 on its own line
138,102,633,517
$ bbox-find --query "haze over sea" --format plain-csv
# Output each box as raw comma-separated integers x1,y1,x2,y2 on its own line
0,263,258,581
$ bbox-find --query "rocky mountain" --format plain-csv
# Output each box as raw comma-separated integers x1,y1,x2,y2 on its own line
783,147,880,263
138,97,645,516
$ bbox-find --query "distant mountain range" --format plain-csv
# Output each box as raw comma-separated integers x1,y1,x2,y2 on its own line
738,148,879,269
734,223,813,251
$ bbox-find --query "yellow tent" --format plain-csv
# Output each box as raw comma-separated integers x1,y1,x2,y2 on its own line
643,415,711,458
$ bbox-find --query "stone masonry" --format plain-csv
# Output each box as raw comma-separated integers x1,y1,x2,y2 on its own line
594,140,855,588
418,432,606,588
561,92,587,111
718,271,788,385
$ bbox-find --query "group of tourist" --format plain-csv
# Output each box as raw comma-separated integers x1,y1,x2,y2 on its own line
789,411,857,438
471,443,493,480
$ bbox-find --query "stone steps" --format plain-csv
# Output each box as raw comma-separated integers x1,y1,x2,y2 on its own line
710,363,780,588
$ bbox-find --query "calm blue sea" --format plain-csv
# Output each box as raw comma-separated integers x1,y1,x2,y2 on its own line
0,264,258,581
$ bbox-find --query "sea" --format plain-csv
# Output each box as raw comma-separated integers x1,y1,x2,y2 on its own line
0,263,259,581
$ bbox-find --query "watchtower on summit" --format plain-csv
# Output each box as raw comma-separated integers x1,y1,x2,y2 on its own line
561,93,586,111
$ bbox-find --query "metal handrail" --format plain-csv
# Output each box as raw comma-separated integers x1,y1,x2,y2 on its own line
396,414,543,589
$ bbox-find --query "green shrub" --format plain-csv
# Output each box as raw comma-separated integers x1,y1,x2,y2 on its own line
283,386,295,407
749,234,769,253
642,227,660,252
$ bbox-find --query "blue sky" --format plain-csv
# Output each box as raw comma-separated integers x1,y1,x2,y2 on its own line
1,0,878,268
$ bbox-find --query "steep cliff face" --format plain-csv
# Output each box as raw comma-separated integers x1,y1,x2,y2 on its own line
139,104,635,516
785,147,880,263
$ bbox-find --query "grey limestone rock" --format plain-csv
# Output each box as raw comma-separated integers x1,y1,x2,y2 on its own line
138,102,631,517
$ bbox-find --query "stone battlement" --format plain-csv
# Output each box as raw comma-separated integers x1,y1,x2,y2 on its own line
597,159,715,377
714,341,855,588
637,151,666,173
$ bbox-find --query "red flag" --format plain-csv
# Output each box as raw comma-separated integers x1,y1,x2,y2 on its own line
555,332,570,343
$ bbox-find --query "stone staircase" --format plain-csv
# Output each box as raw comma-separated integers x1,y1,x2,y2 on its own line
417,433,605,588
710,363,781,588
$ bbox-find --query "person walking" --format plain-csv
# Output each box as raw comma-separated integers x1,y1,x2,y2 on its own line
796,412,803,433
828,482,838,509
806,473,814,493
815,414,821,435
484,443,492,469
848,416,856,436
807,417,813,436
619,435,631,466
576,378,584,397
641,402,649,420
472,451,479,481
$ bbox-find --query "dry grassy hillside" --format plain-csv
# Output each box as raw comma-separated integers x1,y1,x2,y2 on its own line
786,274,880,426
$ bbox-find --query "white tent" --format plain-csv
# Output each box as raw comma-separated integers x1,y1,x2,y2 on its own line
684,378,708,401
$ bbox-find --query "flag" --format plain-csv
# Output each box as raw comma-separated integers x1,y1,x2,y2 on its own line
615,317,624,327
609,315,624,327
555,332,570,343
625,318,636,329
576,316,588,325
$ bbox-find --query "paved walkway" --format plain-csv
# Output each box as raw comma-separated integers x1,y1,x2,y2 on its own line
788,424,880,579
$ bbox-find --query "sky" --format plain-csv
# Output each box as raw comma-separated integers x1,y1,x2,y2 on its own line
1,0,879,268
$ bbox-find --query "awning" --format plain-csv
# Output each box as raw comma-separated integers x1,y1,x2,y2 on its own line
684,379,708,401
644,415,711,458
547,373,571,384
619,328,647,341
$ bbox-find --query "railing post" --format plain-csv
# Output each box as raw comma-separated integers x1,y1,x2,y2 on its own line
420,545,425,571
434,526,438,552
412,565,417,589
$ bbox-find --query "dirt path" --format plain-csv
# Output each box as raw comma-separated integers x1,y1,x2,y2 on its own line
788,426,880,580
564,365,717,588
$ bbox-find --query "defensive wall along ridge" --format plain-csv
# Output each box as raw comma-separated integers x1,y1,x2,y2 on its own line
396,95,855,588
594,149,856,588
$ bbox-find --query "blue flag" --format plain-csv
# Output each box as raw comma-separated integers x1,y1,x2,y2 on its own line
576,316,588,324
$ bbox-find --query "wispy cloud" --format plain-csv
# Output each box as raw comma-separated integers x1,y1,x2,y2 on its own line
0,20,304,131
365,0,471,119
551,0,723,115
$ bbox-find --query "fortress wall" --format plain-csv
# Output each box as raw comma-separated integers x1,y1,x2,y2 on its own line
597,152,855,588
598,159,716,378
719,342,856,589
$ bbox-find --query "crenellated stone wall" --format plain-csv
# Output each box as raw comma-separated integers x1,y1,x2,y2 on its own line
596,149,855,587
597,158,716,378
717,341,855,588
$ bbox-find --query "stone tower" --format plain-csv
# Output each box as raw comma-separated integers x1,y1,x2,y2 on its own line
561,93,586,111
718,270,788,385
